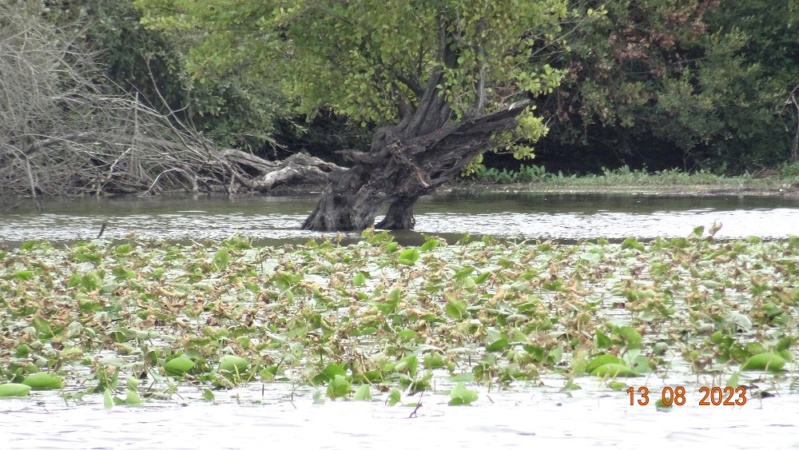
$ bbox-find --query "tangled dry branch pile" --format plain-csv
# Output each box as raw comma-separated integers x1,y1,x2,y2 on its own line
0,6,341,200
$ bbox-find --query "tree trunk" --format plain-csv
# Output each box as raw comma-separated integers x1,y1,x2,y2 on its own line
302,23,530,232
301,88,530,231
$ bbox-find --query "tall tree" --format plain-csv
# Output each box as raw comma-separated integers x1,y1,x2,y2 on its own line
537,0,798,173
136,0,572,230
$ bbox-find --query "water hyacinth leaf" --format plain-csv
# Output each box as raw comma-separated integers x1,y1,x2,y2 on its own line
313,363,347,384
22,372,63,390
202,389,215,401
124,389,143,406
351,326,377,336
0,383,32,397
423,352,445,369
81,271,103,291
115,244,133,254
353,272,366,287
741,353,786,372
213,249,230,270
260,365,278,381
726,372,740,388
104,388,113,409
387,388,402,406
609,381,627,391
398,329,419,342
445,297,467,320
595,330,612,348
630,355,653,374
376,289,401,315
32,317,54,339
570,351,588,376
473,272,491,284
776,336,797,352
326,375,351,400
164,355,195,376
592,364,640,378
400,355,418,378
420,238,439,252
617,326,643,349
354,384,373,401
14,270,35,281
586,355,625,374
621,237,644,251
454,266,475,281
448,382,478,406
398,248,420,265
109,328,134,343
219,355,249,373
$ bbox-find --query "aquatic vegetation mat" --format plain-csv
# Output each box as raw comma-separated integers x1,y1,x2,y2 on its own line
1,229,797,407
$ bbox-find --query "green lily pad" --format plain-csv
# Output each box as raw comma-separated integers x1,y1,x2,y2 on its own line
219,355,249,373
22,372,63,390
741,353,785,372
0,383,32,397
586,354,625,373
592,363,640,378
164,355,195,376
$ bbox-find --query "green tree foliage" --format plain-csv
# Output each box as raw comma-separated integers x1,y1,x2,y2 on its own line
135,0,576,161
42,0,288,151
540,0,799,173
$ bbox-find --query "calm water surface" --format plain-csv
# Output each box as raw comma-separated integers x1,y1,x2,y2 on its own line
2,192,798,449
3,382,798,449
2,192,799,244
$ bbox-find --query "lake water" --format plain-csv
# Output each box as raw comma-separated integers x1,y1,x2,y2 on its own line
2,191,798,449
2,192,799,245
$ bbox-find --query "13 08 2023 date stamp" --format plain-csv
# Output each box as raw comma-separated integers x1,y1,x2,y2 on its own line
627,386,747,406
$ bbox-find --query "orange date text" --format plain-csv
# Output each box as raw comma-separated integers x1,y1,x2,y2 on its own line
627,386,747,406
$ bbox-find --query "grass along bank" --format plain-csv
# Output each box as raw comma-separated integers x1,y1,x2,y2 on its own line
459,164,799,196
1,230,797,407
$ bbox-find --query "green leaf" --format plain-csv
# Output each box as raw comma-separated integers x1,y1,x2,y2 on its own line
616,326,643,349
219,355,249,374
326,375,351,399
0,383,32,397
353,272,366,287
398,248,420,265
213,249,230,270
454,266,475,281
592,363,640,378
354,385,373,401
595,330,612,348
621,237,644,251
448,382,478,405
22,372,63,390
124,389,144,406
103,388,114,409
81,271,103,292
445,297,467,319
420,238,439,251
202,389,216,401
387,387,402,406
164,355,195,376
486,338,508,352
741,353,786,372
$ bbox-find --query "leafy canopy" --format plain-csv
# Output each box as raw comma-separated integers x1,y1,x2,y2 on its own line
136,0,576,157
